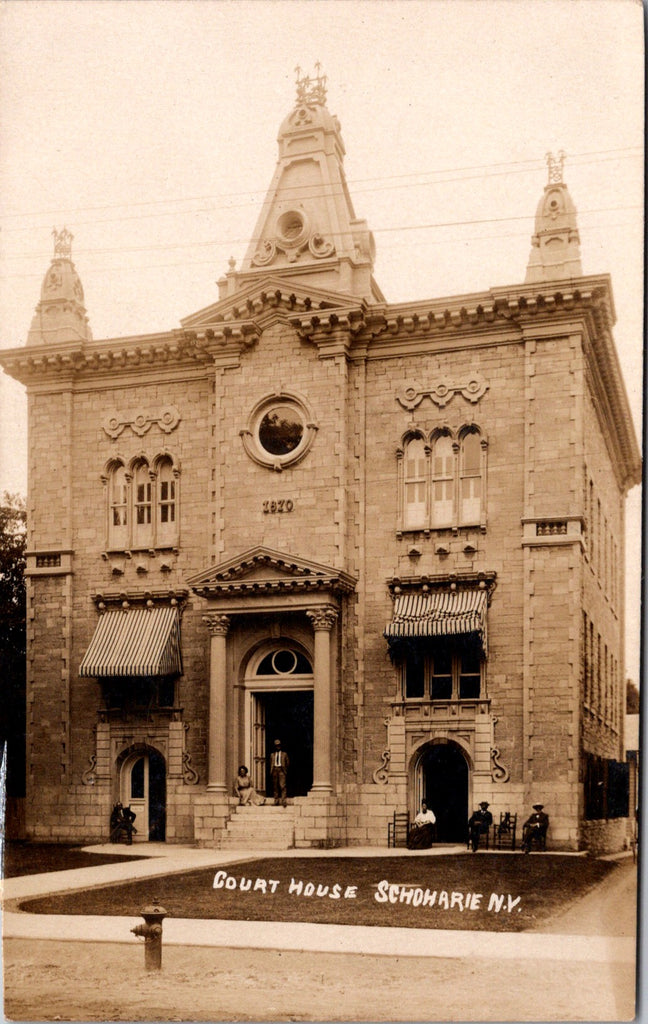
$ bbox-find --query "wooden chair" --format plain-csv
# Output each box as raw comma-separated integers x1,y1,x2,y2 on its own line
493,812,517,850
388,811,410,848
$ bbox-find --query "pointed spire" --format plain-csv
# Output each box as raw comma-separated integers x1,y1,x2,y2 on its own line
27,228,92,346
223,70,383,303
525,152,582,284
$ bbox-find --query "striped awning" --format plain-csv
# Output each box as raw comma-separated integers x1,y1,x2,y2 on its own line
384,588,488,652
79,606,182,677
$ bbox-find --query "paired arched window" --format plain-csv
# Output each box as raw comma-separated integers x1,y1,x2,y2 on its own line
399,427,486,532
105,455,179,551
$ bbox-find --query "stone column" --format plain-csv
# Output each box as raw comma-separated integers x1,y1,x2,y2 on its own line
203,614,230,793
307,606,338,792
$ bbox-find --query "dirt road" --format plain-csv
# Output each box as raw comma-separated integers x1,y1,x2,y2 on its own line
2,937,636,1022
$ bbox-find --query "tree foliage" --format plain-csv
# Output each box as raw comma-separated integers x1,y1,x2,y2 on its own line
626,678,640,715
0,491,26,656
0,492,26,797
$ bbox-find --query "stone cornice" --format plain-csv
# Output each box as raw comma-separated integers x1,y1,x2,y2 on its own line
289,279,611,349
585,300,642,491
387,570,497,602
0,326,258,386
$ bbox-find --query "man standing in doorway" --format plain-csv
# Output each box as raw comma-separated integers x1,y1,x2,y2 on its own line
270,738,289,807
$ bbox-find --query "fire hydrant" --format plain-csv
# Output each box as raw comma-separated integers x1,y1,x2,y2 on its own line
131,900,168,971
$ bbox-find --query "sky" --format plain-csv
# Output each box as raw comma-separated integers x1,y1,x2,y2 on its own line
0,0,643,681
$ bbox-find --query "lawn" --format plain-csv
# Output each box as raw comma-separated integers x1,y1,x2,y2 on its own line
3,842,148,878
19,853,615,932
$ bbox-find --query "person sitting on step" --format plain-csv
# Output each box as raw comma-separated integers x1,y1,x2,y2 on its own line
234,765,266,806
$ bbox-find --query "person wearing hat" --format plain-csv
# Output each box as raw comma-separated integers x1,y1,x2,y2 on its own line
521,803,549,853
468,801,493,852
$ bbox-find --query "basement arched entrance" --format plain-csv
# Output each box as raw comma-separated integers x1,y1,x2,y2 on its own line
119,745,166,841
415,740,470,843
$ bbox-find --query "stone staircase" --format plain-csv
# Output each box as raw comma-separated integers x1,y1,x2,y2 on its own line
220,802,295,850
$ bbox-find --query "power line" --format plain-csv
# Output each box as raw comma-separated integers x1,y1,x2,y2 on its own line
0,146,641,227
1,204,641,263
1,220,638,281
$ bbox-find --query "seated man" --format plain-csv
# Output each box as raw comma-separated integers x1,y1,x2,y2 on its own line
109,802,125,843
407,801,436,849
121,804,137,844
521,803,549,853
468,801,493,852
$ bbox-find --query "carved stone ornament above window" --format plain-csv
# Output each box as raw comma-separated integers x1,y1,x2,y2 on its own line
102,405,181,439
251,208,336,267
396,375,489,411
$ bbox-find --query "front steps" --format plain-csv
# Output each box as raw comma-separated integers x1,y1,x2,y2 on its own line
220,802,295,850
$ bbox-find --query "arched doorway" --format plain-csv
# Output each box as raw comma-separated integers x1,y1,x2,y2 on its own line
120,747,166,841
245,644,314,798
417,741,469,842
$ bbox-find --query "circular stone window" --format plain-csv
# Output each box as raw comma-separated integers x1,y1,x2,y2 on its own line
276,209,309,248
258,403,304,456
240,391,318,471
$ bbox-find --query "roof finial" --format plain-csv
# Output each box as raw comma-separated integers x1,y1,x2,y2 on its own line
52,227,73,259
295,63,327,106
545,150,566,185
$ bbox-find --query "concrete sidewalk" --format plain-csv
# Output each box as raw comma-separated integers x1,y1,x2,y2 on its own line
1,843,637,966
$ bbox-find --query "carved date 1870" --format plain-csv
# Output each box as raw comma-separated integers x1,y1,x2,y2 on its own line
263,499,294,514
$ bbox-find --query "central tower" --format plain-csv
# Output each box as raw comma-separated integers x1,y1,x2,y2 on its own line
221,65,384,302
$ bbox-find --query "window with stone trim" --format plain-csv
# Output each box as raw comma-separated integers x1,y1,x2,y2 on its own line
398,425,487,534
104,455,180,552
459,429,483,526
101,673,177,710
431,433,454,528
401,645,484,701
403,436,428,530
133,460,153,549
109,463,129,549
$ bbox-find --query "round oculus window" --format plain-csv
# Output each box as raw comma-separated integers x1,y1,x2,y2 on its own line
276,209,309,247
258,403,304,456
241,391,318,470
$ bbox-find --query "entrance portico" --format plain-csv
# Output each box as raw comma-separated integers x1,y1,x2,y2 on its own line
187,547,355,846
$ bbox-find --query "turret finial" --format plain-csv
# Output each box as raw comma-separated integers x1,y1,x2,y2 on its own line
52,227,73,259
295,63,327,106
545,150,566,184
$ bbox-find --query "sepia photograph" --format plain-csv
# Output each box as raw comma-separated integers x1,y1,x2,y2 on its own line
0,1,643,1021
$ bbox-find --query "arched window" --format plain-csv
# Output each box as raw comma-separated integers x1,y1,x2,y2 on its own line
132,461,153,549
403,437,428,530
157,457,177,547
432,434,454,527
108,464,129,550
459,430,482,525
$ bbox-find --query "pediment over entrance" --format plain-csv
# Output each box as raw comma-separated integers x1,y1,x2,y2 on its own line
187,546,356,598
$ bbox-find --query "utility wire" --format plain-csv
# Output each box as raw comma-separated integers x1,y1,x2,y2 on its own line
1,220,639,280
1,146,641,226
2,204,641,263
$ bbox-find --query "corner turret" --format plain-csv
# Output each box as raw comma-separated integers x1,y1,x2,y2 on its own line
525,152,582,284
27,228,92,346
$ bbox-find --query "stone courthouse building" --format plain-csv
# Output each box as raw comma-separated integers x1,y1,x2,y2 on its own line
0,71,640,852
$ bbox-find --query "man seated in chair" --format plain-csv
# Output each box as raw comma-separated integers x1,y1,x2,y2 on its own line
521,803,549,853
468,801,493,852
407,801,436,849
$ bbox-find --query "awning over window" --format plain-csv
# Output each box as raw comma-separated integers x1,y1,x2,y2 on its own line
384,588,488,653
79,606,182,677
